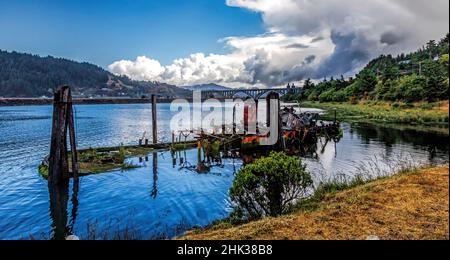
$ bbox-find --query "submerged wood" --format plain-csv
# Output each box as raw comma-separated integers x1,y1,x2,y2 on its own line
40,141,198,178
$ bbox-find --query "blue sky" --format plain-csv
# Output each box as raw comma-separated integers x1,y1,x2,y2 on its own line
0,0,263,67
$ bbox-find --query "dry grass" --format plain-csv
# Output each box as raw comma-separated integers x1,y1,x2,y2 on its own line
437,100,449,113
180,165,449,240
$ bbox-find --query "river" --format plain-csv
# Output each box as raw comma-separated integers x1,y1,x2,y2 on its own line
0,104,448,239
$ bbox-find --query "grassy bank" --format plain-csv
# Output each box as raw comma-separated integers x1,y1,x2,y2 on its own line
180,164,449,240
301,100,449,126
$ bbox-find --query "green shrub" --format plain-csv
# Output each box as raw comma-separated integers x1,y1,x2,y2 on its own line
118,146,126,158
332,89,348,102
307,90,319,101
420,103,434,110
114,146,126,164
349,96,358,104
392,102,412,110
375,79,395,100
229,152,313,220
318,88,336,102
393,74,427,102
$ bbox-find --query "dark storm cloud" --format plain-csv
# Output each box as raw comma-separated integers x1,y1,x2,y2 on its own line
242,31,375,86
304,55,315,64
380,31,404,45
285,43,310,49
243,52,317,86
310,36,325,43
315,31,371,78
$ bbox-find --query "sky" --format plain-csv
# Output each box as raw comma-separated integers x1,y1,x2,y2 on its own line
1,0,449,88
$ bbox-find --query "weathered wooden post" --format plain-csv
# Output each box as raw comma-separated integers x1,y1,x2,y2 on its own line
48,86,79,240
48,86,78,187
232,105,236,135
222,124,226,136
151,94,158,144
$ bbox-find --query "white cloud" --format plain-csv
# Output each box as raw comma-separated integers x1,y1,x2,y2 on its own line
109,0,449,88
109,56,164,81
109,33,332,87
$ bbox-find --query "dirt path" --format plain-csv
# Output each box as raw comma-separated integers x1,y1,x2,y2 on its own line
181,165,449,240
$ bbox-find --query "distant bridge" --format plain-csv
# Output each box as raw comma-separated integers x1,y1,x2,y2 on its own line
201,87,304,99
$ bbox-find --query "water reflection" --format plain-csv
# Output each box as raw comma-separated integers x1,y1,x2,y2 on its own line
169,146,231,175
48,178,79,240
351,123,449,163
46,146,240,239
173,150,194,170
151,152,158,199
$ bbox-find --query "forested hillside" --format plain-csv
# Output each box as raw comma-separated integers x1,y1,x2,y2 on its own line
288,34,449,103
0,50,191,98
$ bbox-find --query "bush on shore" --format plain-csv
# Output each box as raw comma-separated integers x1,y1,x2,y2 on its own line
230,152,313,220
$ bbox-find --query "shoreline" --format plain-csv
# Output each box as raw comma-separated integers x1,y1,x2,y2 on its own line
300,100,450,127
0,97,256,106
179,164,450,240
0,97,183,106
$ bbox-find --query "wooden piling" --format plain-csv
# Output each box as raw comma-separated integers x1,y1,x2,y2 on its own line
232,106,237,135
67,99,78,183
152,95,158,144
48,86,78,187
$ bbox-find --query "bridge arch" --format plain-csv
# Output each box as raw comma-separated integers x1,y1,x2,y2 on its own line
201,87,303,100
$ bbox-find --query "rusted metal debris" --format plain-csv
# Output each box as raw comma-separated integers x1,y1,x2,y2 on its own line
184,104,342,168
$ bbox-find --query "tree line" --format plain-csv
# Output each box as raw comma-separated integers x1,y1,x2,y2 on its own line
0,50,161,98
285,33,449,103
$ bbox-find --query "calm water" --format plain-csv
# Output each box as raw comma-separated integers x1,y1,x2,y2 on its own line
0,104,448,239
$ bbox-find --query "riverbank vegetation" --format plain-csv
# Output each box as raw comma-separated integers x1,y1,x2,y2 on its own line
302,100,449,125
284,34,449,126
181,164,449,240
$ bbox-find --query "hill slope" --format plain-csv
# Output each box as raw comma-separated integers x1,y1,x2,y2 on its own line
182,83,231,91
0,50,191,98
